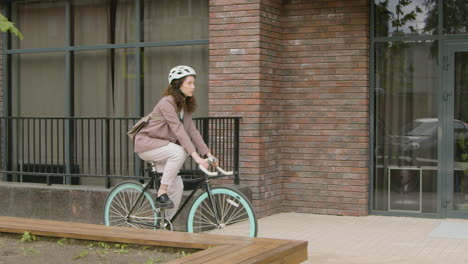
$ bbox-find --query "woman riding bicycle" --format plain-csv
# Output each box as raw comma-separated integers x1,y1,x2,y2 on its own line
134,65,217,219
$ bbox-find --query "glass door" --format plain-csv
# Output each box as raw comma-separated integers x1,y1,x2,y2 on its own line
443,42,468,218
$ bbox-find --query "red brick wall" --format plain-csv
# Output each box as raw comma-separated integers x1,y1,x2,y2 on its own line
209,0,280,216
280,0,369,216
257,0,284,215
209,0,369,217
0,28,3,180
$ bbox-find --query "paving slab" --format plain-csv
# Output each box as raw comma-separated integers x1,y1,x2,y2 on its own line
257,212,468,264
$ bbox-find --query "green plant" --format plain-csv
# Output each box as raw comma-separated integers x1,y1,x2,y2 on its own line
177,250,192,258
20,246,40,255
0,13,23,39
72,250,88,260
20,231,37,243
458,135,468,162
98,241,111,249
114,243,129,254
96,249,109,257
57,237,70,246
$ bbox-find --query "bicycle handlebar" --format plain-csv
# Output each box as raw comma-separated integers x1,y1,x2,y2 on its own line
199,165,234,177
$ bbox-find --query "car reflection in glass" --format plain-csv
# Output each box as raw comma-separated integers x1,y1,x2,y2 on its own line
380,118,468,166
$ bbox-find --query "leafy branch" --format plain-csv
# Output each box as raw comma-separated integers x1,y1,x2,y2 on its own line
0,13,23,39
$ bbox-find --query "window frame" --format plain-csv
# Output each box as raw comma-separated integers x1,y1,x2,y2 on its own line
370,0,468,217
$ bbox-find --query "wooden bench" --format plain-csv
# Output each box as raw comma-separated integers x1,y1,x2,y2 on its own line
0,216,308,264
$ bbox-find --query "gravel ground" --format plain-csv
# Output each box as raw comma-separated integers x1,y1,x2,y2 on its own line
0,232,198,264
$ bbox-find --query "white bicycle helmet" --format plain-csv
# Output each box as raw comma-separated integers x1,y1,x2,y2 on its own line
168,65,196,84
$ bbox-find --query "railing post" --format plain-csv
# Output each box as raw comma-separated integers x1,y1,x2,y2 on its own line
65,118,72,185
0,116,240,186
105,119,111,188
2,118,9,182
203,118,210,147
234,118,240,185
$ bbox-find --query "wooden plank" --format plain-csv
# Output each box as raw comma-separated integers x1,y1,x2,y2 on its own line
169,244,249,264
242,241,309,264
0,216,308,264
206,241,280,263
0,216,248,249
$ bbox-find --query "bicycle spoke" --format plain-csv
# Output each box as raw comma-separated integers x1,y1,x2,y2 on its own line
191,222,216,229
215,194,244,226
224,205,247,225
104,182,157,230
226,211,249,224
218,194,228,224
199,201,216,219
193,209,216,225
113,194,128,214
187,188,257,237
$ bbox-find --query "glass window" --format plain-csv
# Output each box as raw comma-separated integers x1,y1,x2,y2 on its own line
11,1,66,49
453,51,468,210
143,45,208,117
11,52,66,117
443,0,468,34
374,0,437,37
73,0,136,46
373,41,439,213
5,0,209,187
74,48,135,117
143,0,208,42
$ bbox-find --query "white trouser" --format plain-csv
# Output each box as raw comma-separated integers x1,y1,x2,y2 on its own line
138,142,186,219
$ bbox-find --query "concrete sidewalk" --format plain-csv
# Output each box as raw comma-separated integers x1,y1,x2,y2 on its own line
257,212,468,264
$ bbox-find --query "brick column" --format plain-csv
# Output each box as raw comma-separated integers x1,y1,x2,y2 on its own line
0,30,3,182
210,0,370,217
209,0,284,217
280,0,369,216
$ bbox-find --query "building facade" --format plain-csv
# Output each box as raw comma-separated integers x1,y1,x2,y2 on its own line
1,0,467,221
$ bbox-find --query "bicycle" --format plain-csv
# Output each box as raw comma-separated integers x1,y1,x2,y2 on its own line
103,159,258,238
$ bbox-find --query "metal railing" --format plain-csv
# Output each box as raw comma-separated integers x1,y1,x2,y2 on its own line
0,116,240,187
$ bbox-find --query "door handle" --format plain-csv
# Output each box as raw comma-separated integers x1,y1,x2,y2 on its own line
443,91,452,101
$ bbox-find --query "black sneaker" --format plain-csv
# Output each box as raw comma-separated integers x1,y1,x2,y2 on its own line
155,193,174,209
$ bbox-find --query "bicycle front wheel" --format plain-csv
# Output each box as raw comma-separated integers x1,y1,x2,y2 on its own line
103,181,158,229
187,187,257,237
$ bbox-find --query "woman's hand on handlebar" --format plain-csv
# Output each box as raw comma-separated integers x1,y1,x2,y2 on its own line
206,153,219,167
191,152,209,169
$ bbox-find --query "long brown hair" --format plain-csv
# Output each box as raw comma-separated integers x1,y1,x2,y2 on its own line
163,76,197,113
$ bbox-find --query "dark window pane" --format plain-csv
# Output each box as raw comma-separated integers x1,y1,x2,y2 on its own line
11,1,66,49
11,52,66,116
373,41,439,213
443,0,468,34
74,49,135,117
453,51,468,210
374,0,437,37
143,0,208,42
73,0,136,46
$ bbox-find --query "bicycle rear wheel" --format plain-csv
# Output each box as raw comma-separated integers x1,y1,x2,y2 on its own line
187,187,257,237
103,181,158,229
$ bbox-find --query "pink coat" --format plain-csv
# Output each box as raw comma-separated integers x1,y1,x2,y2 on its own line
134,95,209,156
